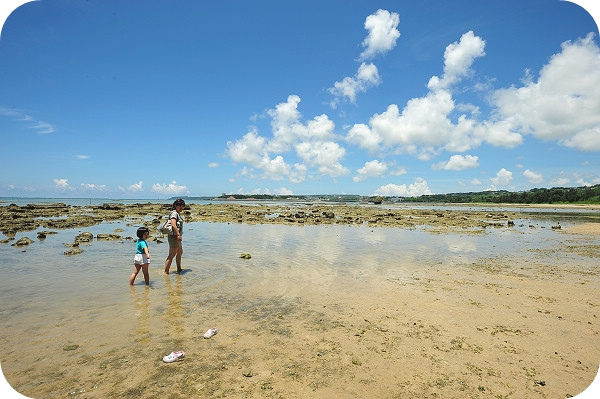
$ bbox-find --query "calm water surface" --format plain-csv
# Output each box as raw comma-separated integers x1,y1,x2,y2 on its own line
0,218,581,320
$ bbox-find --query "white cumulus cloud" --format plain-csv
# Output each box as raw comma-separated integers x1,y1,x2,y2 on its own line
296,141,347,171
226,95,345,182
523,169,544,184
346,31,491,159
432,154,479,171
427,31,486,91
128,181,144,192
81,183,106,191
330,9,398,107
353,160,388,182
550,176,571,186
374,178,432,197
259,155,290,181
491,33,600,151
359,9,400,61
490,168,513,187
152,181,188,195
53,178,72,190
275,187,294,196
227,130,267,165
329,62,381,104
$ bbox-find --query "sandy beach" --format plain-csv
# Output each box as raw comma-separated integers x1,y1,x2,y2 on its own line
0,202,599,398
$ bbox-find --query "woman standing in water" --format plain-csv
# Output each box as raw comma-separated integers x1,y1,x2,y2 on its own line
164,198,185,274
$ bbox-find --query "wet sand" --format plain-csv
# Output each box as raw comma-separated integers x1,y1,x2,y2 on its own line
0,202,599,398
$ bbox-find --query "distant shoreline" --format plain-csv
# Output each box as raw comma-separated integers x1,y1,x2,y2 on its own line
1,196,599,210
399,202,600,210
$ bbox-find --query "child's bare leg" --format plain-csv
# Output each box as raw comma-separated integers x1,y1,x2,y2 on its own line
130,264,142,285
141,263,150,285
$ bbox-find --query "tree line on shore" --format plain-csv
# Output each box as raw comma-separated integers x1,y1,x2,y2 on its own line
177,184,600,205
399,184,600,204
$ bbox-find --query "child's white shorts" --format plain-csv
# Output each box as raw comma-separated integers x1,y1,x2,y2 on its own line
134,254,149,265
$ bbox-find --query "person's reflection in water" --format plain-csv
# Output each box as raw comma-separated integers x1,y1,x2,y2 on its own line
164,274,185,347
130,286,150,345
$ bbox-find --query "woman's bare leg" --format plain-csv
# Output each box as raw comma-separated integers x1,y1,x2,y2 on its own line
175,247,183,273
164,247,178,274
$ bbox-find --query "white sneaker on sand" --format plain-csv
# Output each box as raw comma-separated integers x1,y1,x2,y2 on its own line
203,327,218,339
163,350,185,363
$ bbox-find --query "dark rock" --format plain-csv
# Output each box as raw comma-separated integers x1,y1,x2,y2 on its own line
74,232,94,243
96,233,121,240
322,211,335,219
64,247,84,256
12,237,34,246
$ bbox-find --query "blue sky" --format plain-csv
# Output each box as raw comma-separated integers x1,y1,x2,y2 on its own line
0,0,599,199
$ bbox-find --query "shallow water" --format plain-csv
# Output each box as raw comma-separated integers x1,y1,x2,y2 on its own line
0,215,598,397
0,219,576,335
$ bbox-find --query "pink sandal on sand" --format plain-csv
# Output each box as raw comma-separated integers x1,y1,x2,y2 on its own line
163,351,185,363
203,327,218,339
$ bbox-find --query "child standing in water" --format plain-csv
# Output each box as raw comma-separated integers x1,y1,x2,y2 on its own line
130,227,151,285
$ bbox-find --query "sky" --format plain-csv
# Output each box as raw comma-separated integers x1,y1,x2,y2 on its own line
0,0,599,199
